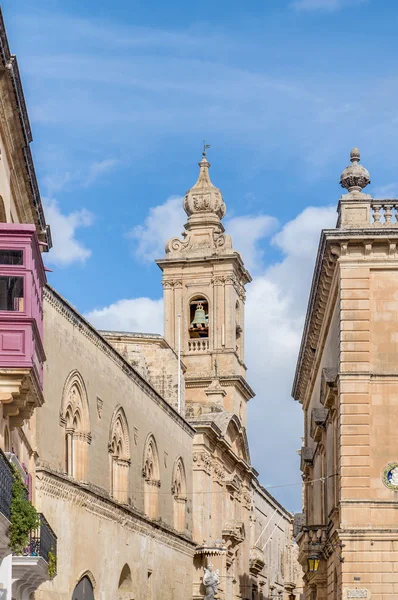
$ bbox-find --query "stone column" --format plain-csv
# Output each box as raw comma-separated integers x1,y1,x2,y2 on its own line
173,280,183,352
162,280,175,348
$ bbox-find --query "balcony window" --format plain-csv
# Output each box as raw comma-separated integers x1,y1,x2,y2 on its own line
0,250,23,265
0,276,24,312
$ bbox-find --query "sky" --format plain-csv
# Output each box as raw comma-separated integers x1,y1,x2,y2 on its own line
3,0,398,511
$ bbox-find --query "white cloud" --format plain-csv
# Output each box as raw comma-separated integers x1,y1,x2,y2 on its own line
84,159,119,187
85,297,163,334
226,215,278,273
44,198,94,267
128,196,185,262
245,206,336,505
290,0,366,11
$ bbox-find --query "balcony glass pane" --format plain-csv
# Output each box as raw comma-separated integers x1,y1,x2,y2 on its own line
0,250,23,265
0,276,24,311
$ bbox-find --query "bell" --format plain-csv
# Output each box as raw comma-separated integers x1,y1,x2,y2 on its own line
190,303,207,328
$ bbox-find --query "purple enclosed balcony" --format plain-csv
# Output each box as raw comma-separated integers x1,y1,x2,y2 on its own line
0,224,46,428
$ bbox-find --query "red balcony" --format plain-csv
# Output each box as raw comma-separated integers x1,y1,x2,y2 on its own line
0,224,46,427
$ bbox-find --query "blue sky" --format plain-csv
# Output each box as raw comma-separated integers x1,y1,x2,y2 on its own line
3,0,398,510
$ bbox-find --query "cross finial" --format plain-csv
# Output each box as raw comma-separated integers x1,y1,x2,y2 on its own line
203,140,211,157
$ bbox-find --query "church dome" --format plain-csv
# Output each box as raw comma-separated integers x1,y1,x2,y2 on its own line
340,148,370,193
183,154,226,220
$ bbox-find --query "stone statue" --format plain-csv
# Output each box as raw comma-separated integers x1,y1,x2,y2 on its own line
203,565,219,600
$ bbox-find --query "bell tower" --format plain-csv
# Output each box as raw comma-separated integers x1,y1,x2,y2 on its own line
156,151,254,424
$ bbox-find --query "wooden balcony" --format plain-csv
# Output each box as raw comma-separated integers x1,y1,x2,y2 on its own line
0,224,46,428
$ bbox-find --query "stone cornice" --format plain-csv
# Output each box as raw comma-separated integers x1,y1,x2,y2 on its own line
190,420,252,471
0,8,49,246
252,478,293,521
44,285,195,437
292,227,398,403
186,374,255,401
101,329,187,370
36,465,196,556
156,253,252,286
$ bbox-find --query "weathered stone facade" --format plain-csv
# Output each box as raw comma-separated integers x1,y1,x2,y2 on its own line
293,149,398,600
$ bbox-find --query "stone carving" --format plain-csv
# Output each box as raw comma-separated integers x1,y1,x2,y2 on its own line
161,279,183,289
203,565,220,600
242,490,252,509
340,148,370,193
183,155,226,220
193,451,212,474
213,461,226,484
133,427,138,446
164,451,168,468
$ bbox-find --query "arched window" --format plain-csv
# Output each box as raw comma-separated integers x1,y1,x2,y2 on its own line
118,564,133,599
189,296,209,339
172,457,187,532
61,371,91,481
142,434,160,519
109,407,130,504
72,575,95,600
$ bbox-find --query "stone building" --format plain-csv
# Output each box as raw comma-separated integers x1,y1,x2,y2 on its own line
0,8,301,600
0,8,56,600
293,149,398,600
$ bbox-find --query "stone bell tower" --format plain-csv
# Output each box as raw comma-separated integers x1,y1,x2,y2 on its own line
156,151,254,424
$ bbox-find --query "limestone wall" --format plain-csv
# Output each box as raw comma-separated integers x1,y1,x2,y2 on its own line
102,331,186,416
35,287,195,598
252,482,302,599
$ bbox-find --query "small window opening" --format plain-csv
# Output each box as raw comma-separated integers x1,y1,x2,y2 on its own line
0,250,23,265
0,276,24,311
189,298,209,339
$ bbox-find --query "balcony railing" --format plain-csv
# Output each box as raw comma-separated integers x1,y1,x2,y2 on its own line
0,449,13,520
24,513,57,566
188,338,209,352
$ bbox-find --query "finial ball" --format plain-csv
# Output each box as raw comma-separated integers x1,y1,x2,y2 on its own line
340,147,370,193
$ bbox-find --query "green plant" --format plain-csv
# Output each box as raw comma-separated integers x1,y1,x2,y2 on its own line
9,468,39,554
48,546,57,578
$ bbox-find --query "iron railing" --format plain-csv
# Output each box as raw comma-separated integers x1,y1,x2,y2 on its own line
0,448,13,520
24,513,57,565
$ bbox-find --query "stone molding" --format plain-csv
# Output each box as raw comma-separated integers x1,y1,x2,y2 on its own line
36,466,195,556
0,8,49,244
185,374,255,401
44,285,195,437
292,228,398,403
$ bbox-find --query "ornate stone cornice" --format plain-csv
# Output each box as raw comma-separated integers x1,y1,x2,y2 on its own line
0,8,50,246
44,286,195,437
36,465,195,555
292,227,398,403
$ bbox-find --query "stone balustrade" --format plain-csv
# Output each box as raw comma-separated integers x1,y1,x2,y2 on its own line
370,200,398,225
187,338,209,352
